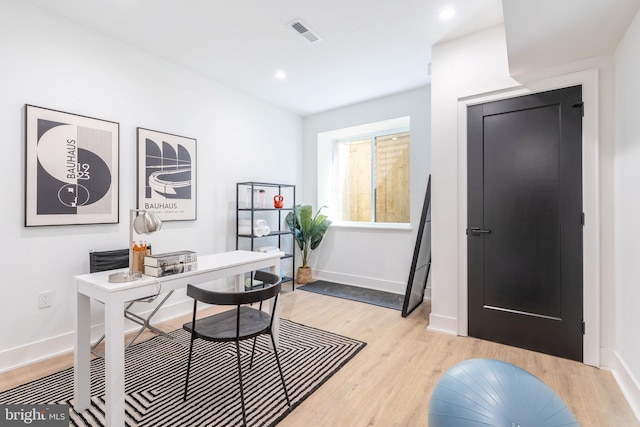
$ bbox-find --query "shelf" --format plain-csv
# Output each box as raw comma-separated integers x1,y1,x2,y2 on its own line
237,181,295,188
236,181,296,290
247,276,293,288
238,207,293,212
238,230,293,238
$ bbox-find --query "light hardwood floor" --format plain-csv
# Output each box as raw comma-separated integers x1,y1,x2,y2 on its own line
1,286,638,426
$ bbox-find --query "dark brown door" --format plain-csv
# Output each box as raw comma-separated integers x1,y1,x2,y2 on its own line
467,86,583,361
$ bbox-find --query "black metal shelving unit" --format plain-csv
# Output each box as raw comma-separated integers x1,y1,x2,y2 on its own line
236,182,296,290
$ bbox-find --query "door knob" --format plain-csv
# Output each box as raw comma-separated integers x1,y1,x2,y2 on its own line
467,227,491,235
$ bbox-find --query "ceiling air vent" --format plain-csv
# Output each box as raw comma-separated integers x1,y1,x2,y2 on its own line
288,19,323,44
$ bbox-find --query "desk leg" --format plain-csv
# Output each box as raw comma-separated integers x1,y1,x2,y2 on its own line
104,300,126,427
235,273,243,292
270,257,281,346
74,292,91,411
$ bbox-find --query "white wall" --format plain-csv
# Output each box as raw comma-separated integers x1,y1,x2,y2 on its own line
430,22,637,417
0,2,302,372
614,8,640,419
302,87,430,294
429,26,518,334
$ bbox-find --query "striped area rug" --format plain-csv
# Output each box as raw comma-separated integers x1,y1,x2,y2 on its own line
1,320,366,426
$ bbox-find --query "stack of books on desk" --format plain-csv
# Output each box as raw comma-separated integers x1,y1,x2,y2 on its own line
144,250,198,277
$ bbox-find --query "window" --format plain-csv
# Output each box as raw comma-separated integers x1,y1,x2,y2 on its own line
317,117,410,225
334,130,410,223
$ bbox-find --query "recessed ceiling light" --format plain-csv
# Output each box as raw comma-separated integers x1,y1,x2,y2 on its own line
275,71,287,80
439,7,456,20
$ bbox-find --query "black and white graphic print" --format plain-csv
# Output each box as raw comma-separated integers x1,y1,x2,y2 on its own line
137,128,196,221
25,105,119,226
36,119,112,215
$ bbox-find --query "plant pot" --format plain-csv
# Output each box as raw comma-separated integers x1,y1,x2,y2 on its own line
296,266,313,284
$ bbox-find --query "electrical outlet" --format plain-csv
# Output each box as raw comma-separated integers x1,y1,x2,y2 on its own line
39,291,54,308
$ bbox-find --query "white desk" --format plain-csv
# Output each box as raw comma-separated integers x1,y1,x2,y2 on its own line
74,250,281,427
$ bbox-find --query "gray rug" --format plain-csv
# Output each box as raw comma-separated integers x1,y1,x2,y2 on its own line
300,280,404,310
0,320,366,426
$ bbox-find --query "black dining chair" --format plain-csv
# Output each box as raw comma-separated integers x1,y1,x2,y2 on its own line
183,270,290,425
89,248,174,356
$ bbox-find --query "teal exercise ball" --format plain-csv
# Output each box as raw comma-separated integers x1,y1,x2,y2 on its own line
428,358,579,427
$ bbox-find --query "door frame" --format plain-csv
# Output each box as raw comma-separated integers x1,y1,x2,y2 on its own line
456,69,600,366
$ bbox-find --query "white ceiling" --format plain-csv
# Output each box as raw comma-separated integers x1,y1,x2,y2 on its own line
504,0,640,76
21,0,640,116
22,0,503,116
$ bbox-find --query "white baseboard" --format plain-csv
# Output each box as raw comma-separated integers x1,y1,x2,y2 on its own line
0,332,75,375
601,348,640,422
0,299,193,374
427,313,457,335
313,269,406,295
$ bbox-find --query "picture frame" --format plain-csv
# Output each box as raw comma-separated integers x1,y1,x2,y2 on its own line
25,105,119,227
402,174,431,317
137,128,197,221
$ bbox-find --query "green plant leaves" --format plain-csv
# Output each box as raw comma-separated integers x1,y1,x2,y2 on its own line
310,211,331,250
285,205,332,267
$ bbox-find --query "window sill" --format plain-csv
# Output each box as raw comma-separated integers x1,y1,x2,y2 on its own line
330,221,413,231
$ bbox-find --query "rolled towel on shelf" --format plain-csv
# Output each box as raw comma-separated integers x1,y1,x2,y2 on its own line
239,219,267,227
238,220,270,236
239,225,264,236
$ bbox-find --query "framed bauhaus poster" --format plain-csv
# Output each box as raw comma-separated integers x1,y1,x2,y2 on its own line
25,105,119,227
137,128,197,221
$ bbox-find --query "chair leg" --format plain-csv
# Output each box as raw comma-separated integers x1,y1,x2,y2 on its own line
139,290,175,332
90,334,106,357
184,335,195,402
124,291,175,348
269,332,291,406
235,340,248,426
249,337,258,369
92,291,176,357
124,324,147,350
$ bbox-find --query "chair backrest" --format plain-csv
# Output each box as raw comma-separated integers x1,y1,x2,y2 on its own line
89,246,151,273
254,270,280,287
187,273,282,306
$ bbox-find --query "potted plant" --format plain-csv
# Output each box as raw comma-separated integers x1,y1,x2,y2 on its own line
285,205,332,284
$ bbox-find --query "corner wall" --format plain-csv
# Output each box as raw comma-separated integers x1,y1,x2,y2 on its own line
430,22,636,419
0,2,302,372
429,25,518,334
613,7,640,419
302,87,430,294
